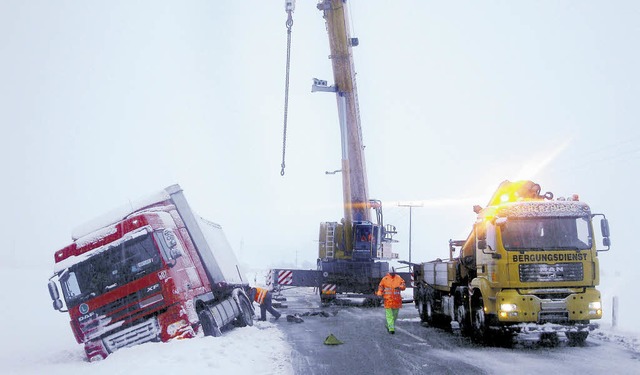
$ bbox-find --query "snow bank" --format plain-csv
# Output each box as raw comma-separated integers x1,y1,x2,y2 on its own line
0,267,293,375
591,326,640,355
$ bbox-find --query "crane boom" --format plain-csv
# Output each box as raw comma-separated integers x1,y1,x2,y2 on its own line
270,0,401,304
318,0,370,223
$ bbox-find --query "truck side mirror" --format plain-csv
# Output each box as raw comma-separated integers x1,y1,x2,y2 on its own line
476,224,488,250
477,239,487,250
170,248,183,260
601,218,611,248
53,299,64,310
476,222,498,255
48,280,63,311
593,214,611,252
600,218,610,238
163,229,183,260
476,223,486,241
48,280,59,300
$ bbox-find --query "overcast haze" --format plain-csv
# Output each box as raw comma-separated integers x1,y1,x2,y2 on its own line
1,1,639,331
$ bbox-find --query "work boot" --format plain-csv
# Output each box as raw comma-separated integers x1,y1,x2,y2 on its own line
274,314,281,321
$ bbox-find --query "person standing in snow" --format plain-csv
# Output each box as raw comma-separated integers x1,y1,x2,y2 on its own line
249,286,282,321
376,267,406,334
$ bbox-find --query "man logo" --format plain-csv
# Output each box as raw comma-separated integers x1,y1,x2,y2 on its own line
79,303,89,315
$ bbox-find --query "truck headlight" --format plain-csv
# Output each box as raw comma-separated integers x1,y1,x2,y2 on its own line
167,319,188,337
499,303,518,318
588,301,601,310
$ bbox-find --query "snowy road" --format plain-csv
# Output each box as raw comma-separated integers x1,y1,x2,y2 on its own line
4,268,638,375
275,288,640,375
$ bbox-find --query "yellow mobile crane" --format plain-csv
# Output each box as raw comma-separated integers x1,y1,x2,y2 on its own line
272,0,404,304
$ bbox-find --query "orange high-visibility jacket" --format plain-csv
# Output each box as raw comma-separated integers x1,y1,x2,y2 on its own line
376,273,406,309
253,287,268,305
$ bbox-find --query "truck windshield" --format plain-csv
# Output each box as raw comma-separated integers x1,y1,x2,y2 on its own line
501,216,592,251
60,233,162,308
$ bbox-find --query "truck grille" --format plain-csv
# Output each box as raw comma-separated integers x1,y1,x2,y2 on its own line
539,311,569,323
538,299,569,323
103,318,160,353
88,283,163,328
519,263,583,282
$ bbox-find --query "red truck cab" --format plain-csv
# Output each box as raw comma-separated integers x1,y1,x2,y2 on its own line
48,185,254,361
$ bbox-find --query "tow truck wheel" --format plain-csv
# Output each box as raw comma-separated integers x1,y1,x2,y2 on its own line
539,332,560,347
418,301,427,323
236,295,254,327
198,308,221,337
421,300,434,325
471,300,487,343
566,331,588,346
456,303,470,336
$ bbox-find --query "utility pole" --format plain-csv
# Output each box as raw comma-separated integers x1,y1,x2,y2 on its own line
398,202,423,263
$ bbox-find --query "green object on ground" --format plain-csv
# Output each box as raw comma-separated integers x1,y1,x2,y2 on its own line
324,333,343,345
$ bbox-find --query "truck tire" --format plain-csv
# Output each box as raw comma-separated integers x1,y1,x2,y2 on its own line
471,299,488,343
493,330,515,348
419,300,434,325
418,301,427,323
455,291,471,336
198,309,221,337
566,331,588,346
235,295,254,327
456,304,469,336
539,332,560,347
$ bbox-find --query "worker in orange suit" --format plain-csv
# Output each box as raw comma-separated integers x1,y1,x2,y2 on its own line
249,286,281,321
376,267,406,334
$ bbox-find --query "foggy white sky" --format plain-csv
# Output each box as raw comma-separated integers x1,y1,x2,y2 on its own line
1,1,639,328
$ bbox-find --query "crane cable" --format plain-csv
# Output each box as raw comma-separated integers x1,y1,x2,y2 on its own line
280,8,294,176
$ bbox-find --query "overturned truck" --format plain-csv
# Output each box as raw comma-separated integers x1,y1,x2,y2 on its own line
48,185,254,361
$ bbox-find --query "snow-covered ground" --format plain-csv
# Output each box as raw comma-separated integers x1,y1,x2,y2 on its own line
3,266,638,375
1,267,293,375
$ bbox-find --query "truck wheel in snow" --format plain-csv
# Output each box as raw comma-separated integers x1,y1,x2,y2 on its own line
235,295,254,327
418,301,426,322
493,331,515,348
418,301,433,324
456,305,467,335
198,309,221,337
566,331,588,346
427,301,435,325
539,332,559,347
456,298,471,336
471,301,487,343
